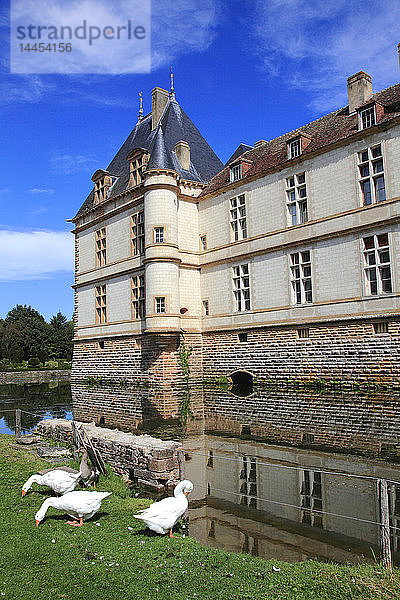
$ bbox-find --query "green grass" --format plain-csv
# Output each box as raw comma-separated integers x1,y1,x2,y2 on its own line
1,433,399,600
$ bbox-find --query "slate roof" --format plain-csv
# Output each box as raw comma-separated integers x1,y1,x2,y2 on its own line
201,82,400,198
225,144,254,166
74,98,224,219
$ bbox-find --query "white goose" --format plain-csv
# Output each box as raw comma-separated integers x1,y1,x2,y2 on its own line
22,469,82,497
35,490,112,527
134,480,193,537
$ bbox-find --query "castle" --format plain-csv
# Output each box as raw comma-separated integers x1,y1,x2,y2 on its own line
70,71,400,425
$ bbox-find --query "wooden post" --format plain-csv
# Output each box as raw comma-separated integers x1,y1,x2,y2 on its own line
15,409,21,438
71,421,80,462
377,478,392,572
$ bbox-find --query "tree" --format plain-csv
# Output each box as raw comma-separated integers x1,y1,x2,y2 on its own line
3,305,50,361
48,312,74,360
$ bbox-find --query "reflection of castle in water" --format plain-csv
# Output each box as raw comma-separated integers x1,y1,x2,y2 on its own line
72,380,400,458
184,434,400,564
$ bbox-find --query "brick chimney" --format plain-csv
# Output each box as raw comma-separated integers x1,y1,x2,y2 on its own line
347,71,373,114
151,87,169,130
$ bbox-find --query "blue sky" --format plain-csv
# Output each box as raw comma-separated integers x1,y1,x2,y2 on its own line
0,0,399,321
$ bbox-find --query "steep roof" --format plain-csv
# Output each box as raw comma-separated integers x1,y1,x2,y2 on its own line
74,98,224,219
225,144,254,166
201,82,400,198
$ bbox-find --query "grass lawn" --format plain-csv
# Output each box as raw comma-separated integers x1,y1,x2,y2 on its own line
1,433,399,600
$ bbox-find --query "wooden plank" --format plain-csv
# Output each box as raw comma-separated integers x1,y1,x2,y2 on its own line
80,425,108,476
377,478,392,572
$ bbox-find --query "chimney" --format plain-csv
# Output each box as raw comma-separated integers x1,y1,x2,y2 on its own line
151,87,169,130
347,71,373,114
175,140,190,171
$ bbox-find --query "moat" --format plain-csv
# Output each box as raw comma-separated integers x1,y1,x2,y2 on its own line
1,379,399,565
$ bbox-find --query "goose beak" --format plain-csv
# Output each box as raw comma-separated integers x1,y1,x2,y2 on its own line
35,520,40,527
21,490,26,497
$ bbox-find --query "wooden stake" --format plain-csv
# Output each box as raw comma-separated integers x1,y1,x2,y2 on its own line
71,421,80,462
15,409,21,438
377,478,392,572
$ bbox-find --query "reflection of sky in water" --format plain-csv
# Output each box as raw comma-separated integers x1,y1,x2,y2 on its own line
0,410,73,435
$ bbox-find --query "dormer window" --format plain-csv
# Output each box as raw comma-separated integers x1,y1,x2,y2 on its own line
230,163,242,182
127,150,149,188
287,133,312,160
288,138,301,159
92,170,114,205
359,105,376,129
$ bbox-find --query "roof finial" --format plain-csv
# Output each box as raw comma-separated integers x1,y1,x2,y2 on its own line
138,91,143,121
170,67,175,100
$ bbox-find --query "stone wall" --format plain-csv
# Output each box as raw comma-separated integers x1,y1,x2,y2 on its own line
71,333,203,427
202,318,400,386
0,370,71,385
35,418,184,491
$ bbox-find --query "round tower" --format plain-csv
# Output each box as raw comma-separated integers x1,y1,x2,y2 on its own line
143,168,181,341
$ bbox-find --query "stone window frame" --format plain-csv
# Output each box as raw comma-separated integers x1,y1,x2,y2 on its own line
286,172,309,226
232,263,251,312
131,210,145,256
358,104,376,130
131,273,145,320
230,193,247,242
95,284,107,324
300,469,324,528
154,296,166,314
95,227,107,267
290,250,313,305
357,144,386,206
362,232,393,296
153,226,165,244
202,299,210,316
200,234,207,251
127,150,149,188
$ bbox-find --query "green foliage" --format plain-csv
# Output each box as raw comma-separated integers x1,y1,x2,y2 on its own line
178,337,193,380
0,434,399,600
85,376,104,389
0,305,73,363
28,357,40,367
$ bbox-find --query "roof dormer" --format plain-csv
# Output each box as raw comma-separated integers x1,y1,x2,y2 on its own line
357,101,384,130
287,133,312,160
91,170,115,205
126,149,149,187
229,158,253,183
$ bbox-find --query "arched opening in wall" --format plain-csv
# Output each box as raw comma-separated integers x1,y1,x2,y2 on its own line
98,416,105,426
229,370,254,397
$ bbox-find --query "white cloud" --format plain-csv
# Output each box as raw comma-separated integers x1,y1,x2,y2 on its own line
152,0,220,69
0,230,73,281
29,188,54,194
251,0,400,112
11,0,151,74
50,153,98,175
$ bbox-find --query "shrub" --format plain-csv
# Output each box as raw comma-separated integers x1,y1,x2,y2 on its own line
28,357,40,367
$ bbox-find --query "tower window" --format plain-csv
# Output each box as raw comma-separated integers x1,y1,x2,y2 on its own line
154,227,164,244
155,297,166,313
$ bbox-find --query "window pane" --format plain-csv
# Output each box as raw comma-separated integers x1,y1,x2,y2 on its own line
375,176,386,202
359,164,370,177
372,145,382,158
361,180,372,205
297,173,305,184
373,160,383,173
377,233,389,247
299,187,307,198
